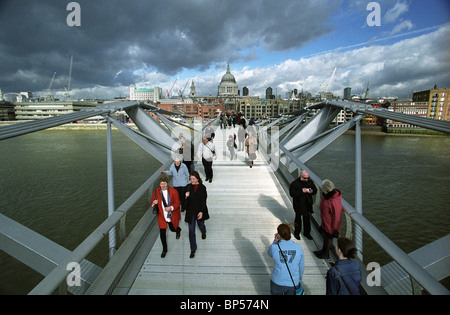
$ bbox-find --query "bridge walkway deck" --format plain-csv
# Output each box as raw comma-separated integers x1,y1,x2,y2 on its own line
128,125,329,295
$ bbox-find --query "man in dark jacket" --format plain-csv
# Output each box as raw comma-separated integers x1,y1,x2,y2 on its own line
289,169,317,240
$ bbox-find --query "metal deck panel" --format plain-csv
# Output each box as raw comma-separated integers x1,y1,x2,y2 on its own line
128,127,328,295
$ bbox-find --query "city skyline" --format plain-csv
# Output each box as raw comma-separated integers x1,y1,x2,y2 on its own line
0,0,449,100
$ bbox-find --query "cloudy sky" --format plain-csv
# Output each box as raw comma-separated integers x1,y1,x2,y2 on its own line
0,0,449,100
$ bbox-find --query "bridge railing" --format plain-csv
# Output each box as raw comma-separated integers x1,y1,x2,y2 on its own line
256,109,449,295
1,100,448,294
0,101,215,294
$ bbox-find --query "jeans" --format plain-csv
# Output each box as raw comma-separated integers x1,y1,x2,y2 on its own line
270,280,295,295
229,148,235,160
188,215,206,251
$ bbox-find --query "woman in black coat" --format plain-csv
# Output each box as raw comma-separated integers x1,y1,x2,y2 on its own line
184,171,210,258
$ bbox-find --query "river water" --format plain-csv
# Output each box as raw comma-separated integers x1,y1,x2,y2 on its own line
0,129,449,294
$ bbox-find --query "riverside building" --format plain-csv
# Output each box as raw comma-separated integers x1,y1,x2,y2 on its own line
413,85,450,121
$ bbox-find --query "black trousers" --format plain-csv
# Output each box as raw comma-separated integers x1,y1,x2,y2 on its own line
174,186,186,210
202,157,213,180
160,222,179,252
294,211,311,236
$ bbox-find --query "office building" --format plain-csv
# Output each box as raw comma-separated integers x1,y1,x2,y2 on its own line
130,86,162,102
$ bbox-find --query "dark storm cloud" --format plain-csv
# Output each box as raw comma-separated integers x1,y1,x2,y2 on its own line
0,0,339,94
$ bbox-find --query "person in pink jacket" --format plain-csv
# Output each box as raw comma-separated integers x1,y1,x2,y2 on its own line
314,179,343,259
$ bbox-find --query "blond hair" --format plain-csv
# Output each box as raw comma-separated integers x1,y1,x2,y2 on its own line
322,179,335,192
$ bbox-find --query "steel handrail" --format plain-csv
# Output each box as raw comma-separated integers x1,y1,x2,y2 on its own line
272,131,449,295
28,160,172,295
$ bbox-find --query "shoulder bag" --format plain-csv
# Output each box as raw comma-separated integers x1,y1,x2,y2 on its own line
160,189,172,218
152,189,158,214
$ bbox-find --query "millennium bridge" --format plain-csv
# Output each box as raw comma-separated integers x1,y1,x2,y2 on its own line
0,100,449,295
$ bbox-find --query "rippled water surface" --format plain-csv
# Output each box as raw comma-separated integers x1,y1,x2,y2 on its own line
307,134,450,265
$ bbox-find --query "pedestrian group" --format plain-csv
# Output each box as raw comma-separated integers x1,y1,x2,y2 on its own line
150,114,361,295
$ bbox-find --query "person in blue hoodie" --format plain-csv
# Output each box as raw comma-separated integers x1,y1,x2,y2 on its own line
326,237,362,295
268,223,305,295
161,158,190,212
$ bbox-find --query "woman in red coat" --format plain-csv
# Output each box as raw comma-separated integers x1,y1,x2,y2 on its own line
314,179,342,259
150,174,181,258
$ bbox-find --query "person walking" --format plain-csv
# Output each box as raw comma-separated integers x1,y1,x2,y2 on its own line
219,112,224,129
289,169,317,240
204,123,215,139
150,174,182,258
237,125,245,151
314,179,343,259
268,223,305,295
178,136,195,172
326,237,362,295
184,171,210,258
245,132,257,168
227,134,236,160
161,158,190,212
222,114,228,130
198,137,216,183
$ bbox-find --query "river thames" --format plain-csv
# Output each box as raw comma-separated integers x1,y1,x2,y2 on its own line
0,129,449,294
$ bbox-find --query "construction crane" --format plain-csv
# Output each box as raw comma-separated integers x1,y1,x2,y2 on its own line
320,67,337,100
64,56,73,100
179,79,190,99
325,67,337,92
166,78,177,98
364,81,370,99
48,72,57,93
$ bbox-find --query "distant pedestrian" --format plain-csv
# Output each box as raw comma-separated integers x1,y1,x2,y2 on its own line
268,223,305,295
227,134,236,160
245,132,257,168
161,158,190,211
222,114,227,130
204,123,214,139
314,179,343,259
240,116,246,129
289,169,317,240
237,125,245,151
219,113,224,129
198,137,216,183
184,171,210,258
150,174,182,258
178,136,195,172
326,237,362,295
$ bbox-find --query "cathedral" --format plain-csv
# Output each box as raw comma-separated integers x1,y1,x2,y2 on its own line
217,63,240,111
218,63,239,97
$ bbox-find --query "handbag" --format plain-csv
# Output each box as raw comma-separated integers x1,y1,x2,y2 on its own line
276,242,304,295
152,189,158,214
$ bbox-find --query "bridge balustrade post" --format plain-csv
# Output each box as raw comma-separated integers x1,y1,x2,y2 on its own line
355,120,363,261
106,117,117,259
